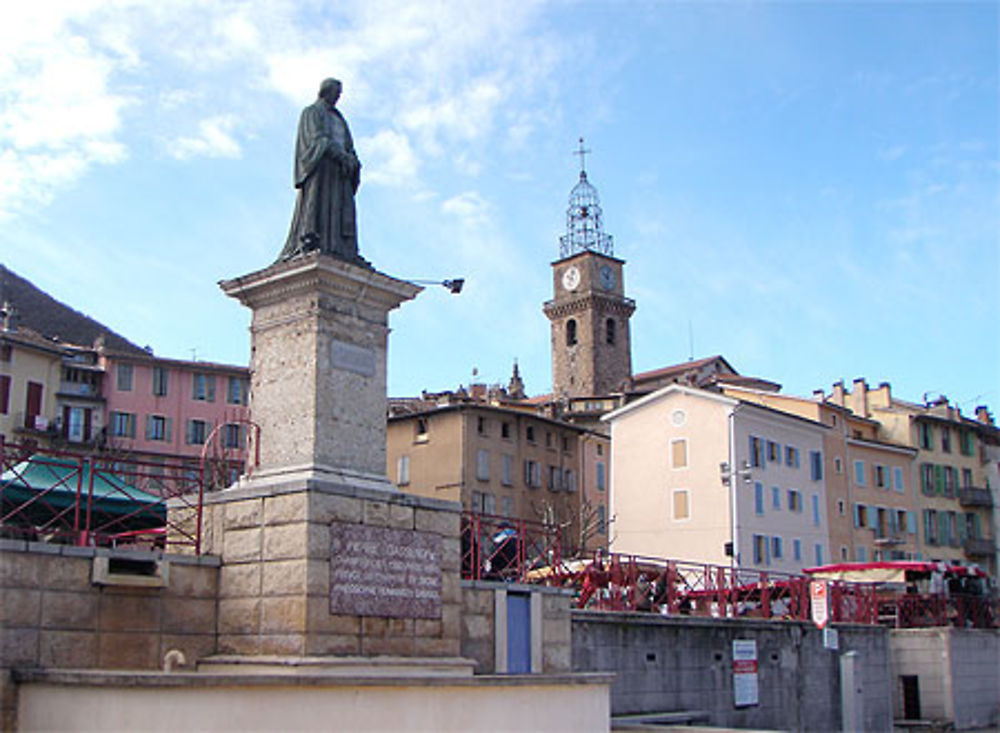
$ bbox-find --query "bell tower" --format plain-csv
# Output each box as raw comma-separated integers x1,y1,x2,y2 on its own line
543,140,634,401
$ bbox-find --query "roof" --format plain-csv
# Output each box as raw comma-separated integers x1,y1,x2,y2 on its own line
0,265,147,356
631,354,736,383
603,383,738,422
106,352,249,374
387,401,586,433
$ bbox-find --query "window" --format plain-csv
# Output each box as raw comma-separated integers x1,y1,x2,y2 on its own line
754,482,764,515
566,318,578,346
545,431,552,447
227,376,247,405
838,500,845,515
787,489,802,513
772,486,781,510
526,425,535,443
814,545,823,565
476,449,490,481
0,374,10,414
809,451,823,480
785,446,800,468
0,344,10,362
116,363,133,391
672,489,690,520
853,460,866,486
564,469,577,492
961,468,972,489
834,457,842,474
192,373,216,402
940,428,951,453
767,441,780,463
110,411,136,438
920,463,934,495
478,417,487,436
671,439,687,468
596,443,603,457
146,415,170,441
918,423,933,450
547,465,561,490
856,546,867,562
596,505,607,535
523,460,541,488
854,504,868,528
501,422,511,439
605,318,616,346
186,419,208,445
923,509,938,545
959,430,974,456
896,510,908,534
893,467,904,493
562,436,571,453
596,462,606,491
874,464,887,489
771,536,783,559
840,546,849,561
812,494,820,526
224,423,242,449
753,534,768,565
501,455,513,486
415,418,429,441
483,493,496,515
793,539,802,561
943,466,955,497
152,366,169,397
397,455,410,485
501,496,514,518
749,436,764,467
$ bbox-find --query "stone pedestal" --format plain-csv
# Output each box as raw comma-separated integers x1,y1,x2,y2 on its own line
219,253,421,485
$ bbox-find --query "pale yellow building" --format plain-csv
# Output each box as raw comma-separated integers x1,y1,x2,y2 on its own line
0,328,65,447
386,402,609,555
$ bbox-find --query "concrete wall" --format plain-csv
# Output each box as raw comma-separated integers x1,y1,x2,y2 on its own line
15,669,612,733
572,611,892,732
461,581,573,675
0,541,219,730
889,627,1000,730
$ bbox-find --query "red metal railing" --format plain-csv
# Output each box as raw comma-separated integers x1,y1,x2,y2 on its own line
461,512,563,582
460,515,996,628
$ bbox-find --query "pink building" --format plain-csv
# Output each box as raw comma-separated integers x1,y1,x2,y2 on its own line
100,351,250,483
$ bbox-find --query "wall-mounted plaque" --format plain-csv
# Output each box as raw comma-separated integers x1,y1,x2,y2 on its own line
329,522,442,619
331,339,376,377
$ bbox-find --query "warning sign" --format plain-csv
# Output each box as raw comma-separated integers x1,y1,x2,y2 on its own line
732,639,759,708
810,580,829,629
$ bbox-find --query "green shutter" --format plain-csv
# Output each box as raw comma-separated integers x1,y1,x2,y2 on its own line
933,465,944,495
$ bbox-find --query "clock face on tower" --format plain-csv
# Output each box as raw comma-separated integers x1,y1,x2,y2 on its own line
562,265,581,291
599,264,615,290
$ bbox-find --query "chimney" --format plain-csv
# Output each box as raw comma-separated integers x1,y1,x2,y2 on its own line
871,381,892,409
812,389,826,402
851,378,869,417
830,381,845,407
975,405,994,426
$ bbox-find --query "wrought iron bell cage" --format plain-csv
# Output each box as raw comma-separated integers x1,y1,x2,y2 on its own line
559,171,614,259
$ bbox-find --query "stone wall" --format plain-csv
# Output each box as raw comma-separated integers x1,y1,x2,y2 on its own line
0,540,219,730
572,611,892,732
461,581,572,675
202,480,463,658
889,627,1000,730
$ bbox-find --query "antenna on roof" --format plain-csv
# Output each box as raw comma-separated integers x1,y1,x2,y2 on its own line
688,319,694,362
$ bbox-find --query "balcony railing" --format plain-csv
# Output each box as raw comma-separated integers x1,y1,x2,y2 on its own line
873,531,906,546
958,486,994,508
963,536,996,557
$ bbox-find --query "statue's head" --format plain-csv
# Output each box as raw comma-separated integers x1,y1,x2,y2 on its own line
319,78,342,103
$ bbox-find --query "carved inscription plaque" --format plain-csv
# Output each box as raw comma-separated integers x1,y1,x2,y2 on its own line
331,339,376,377
329,522,441,618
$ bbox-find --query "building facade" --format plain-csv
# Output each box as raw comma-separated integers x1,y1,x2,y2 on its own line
605,385,830,574
386,402,609,555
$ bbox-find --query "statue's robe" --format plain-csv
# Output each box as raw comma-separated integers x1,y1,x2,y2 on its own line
279,99,361,262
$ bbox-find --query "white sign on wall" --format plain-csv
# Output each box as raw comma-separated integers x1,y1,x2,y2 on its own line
810,580,829,629
732,639,759,708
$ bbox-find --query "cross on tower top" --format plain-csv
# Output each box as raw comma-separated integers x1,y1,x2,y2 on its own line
573,137,591,176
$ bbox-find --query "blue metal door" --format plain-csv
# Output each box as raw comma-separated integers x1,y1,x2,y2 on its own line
506,592,531,674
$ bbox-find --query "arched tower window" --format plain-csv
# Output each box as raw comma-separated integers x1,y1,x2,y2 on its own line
566,319,578,346
606,318,616,345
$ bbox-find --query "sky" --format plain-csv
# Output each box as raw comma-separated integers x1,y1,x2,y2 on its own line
1,0,997,413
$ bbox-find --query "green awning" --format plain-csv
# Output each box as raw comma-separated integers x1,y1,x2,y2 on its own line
1,454,167,533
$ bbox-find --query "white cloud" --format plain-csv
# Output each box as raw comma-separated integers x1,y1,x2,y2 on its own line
168,115,242,160
358,129,418,186
441,191,491,228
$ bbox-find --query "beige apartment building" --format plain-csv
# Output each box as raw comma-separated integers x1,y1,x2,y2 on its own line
605,385,830,574
830,379,997,576
386,402,609,555
722,385,919,565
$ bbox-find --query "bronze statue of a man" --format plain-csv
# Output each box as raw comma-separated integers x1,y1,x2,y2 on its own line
278,78,363,263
